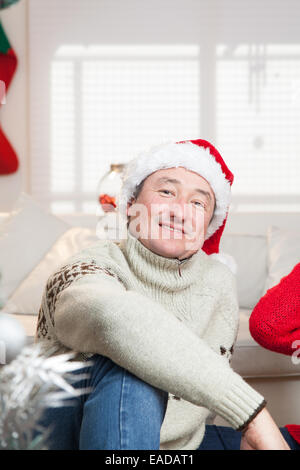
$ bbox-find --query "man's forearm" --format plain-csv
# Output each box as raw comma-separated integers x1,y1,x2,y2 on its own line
241,408,290,450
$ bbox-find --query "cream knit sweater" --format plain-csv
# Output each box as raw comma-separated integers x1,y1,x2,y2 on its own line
35,227,266,450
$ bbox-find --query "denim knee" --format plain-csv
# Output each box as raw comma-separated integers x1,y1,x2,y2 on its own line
79,354,168,449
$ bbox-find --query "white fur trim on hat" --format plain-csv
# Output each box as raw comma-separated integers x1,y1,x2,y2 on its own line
118,141,231,241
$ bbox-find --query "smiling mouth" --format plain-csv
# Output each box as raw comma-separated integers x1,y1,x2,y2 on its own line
158,222,185,235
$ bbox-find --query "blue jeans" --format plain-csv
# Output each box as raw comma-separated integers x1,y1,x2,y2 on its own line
37,353,168,450
37,354,300,450
197,424,300,450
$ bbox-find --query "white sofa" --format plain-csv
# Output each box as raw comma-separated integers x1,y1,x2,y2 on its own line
1,199,300,427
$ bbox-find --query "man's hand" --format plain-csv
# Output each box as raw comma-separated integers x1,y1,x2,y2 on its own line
240,407,290,450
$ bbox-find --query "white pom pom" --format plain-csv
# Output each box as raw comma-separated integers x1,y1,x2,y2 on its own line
209,252,237,275
0,312,27,364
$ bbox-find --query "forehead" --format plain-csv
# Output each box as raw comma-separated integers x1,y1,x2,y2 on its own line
146,166,213,192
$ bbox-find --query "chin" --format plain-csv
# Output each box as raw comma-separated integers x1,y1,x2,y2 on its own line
148,238,187,259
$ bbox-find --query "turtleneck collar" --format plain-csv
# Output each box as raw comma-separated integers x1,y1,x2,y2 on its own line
119,227,207,292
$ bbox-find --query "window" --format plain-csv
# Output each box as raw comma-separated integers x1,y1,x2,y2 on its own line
217,44,300,210
48,44,200,213
29,0,300,214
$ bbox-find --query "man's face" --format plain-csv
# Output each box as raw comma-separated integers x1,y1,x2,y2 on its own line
127,166,216,260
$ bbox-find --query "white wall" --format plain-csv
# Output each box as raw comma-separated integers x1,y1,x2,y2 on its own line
0,0,28,211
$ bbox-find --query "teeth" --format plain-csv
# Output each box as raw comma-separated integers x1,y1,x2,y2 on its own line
161,224,182,233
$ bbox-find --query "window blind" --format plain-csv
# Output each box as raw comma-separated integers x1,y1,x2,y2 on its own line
29,0,300,214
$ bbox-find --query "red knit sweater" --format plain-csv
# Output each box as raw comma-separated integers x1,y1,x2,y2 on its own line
249,262,300,356
249,262,300,445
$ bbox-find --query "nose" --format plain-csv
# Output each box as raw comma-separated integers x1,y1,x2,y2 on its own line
168,197,193,226
168,198,199,238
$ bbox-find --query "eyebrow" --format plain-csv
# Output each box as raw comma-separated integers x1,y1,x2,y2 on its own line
156,177,213,202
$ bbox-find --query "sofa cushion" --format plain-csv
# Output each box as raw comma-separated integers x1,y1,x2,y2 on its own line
220,234,267,309
263,225,300,294
0,193,69,302
232,309,300,378
3,226,99,315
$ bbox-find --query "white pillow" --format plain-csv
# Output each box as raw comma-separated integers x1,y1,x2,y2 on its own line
264,225,300,294
220,233,267,309
0,193,69,302
3,227,99,315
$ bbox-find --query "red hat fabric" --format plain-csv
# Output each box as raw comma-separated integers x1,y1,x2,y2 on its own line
178,139,234,255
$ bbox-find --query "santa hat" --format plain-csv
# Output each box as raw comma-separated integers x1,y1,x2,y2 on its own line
118,138,236,273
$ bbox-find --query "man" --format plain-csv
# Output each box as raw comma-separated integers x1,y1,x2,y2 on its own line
35,139,291,450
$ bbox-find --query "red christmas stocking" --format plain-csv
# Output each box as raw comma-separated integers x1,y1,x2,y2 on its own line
0,20,18,174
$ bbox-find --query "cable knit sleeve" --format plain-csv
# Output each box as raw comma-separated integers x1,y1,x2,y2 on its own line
46,257,266,431
249,263,300,356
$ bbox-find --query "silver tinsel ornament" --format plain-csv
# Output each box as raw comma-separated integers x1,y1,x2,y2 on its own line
0,341,92,450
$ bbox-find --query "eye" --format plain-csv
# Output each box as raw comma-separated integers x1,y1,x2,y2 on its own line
159,189,174,196
193,201,205,208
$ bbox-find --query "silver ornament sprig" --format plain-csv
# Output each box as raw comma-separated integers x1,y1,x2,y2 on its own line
0,341,93,450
